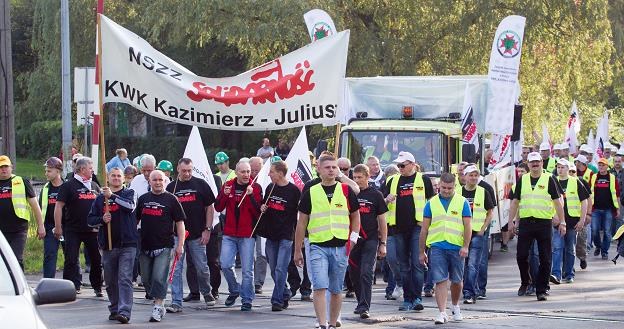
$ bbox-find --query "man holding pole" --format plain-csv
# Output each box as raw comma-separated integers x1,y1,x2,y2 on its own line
215,161,262,311
166,158,217,312
294,153,360,329
87,168,138,324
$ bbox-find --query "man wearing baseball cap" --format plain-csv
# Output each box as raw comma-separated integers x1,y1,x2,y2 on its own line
384,151,434,311
551,158,589,284
589,158,620,260
40,157,65,278
572,155,593,270
539,143,556,173
508,152,564,301
579,145,598,173
0,155,45,269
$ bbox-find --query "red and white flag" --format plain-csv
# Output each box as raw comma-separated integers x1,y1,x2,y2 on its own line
595,111,609,158
304,9,337,42
488,134,512,170
564,101,581,153
285,127,313,190
461,83,479,150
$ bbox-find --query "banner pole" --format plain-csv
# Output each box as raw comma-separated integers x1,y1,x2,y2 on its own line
96,13,111,251
334,123,341,155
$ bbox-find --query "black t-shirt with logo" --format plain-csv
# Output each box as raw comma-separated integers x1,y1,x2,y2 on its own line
57,178,100,232
556,178,590,227
357,187,388,241
383,173,435,234
39,183,63,229
0,176,36,233
166,177,216,240
593,173,618,210
137,191,186,251
461,186,495,232
257,182,301,241
512,174,561,220
299,183,359,247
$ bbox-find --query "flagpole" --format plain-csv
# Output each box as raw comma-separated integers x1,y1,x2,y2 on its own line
334,123,341,155
237,173,259,208
96,11,111,251
249,183,276,238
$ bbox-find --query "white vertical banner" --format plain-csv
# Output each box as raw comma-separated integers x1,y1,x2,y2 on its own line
565,101,581,153
588,129,595,150
542,123,552,152
183,126,221,227
484,166,516,233
595,111,609,158
255,158,272,192
488,134,512,170
485,15,526,135
285,127,313,190
461,83,479,150
304,9,337,42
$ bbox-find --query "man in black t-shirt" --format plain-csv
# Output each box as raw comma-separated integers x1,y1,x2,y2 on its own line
40,157,65,278
137,170,186,323
551,159,589,284
590,158,620,259
54,156,103,295
349,164,388,319
166,158,217,311
0,155,45,269
294,154,360,329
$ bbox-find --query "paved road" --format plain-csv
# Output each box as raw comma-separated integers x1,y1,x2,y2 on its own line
35,239,624,328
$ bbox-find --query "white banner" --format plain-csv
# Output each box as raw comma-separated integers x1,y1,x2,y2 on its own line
285,127,313,190
99,14,349,131
484,166,516,234
595,111,609,158
485,15,526,135
488,134,512,170
304,9,337,42
565,100,581,153
183,126,221,227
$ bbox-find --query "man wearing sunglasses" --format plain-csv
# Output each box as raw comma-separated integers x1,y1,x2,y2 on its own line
384,151,434,311
337,157,353,179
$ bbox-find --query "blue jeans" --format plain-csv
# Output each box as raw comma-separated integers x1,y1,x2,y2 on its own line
220,236,255,304
392,225,424,302
477,228,490,296
139,248,172,300
551,226,577,280
43,227,63,278
463,234,484,298
385,236,403,292
265,239,293,306
171,237,213,306
592,209,614,256
103,247,136,317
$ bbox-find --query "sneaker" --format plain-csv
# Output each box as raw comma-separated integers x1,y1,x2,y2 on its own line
602,254,609,260
94,289,104,297
149,305,164,322
272,303,284,311
360,310,370,319
115,314,129,324
385,292,396,300
580,259,587,269
75,288,81,295
594,249,601,256
204,293,216,307
345,290,355,298
336,320,342,327
463,297,475,304
477,294,487,300
399,300,414,311
283,299,289,309
563,277,574,283
241,302,252,311
391,286,403,299
255,285,263,294
549,275,561,285
434,312,449,324
500,244,509,252
183,293,200,302
353,308,364,315
424,289,434,297
517,285,528,296
526,285,536,296
451,305,463,321
536,293,548,301
413,298,424,311
165,304,183,313
108,313,118,321
225,294,239,307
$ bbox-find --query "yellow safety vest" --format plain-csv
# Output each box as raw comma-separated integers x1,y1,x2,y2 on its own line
40,182,50,220
582,170,592,183
365,146,392,163
558,176,581,217
386,173,426,225
226,170,236,181
545,158,556,172
463,185,486,232
426,194,466,247
518,173,554,220
590,173,619,209
10,175,31,221
308,183,350,243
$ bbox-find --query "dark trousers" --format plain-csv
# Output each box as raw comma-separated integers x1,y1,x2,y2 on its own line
188,224,222,296
348,239,378,311
63,230,103,290
287,246,311,297
43,225,64,278
516,219,552,294
4,230,27,269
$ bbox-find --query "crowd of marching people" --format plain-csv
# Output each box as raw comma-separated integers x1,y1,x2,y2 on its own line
1,136,623,327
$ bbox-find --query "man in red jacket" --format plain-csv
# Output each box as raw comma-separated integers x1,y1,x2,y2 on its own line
215,161,262,311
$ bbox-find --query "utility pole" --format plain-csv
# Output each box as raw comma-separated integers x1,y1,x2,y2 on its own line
0,0,16,163
60,0,72,175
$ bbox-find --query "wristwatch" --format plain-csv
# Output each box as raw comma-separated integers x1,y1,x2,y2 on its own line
204,227,212,232
380,241,387,245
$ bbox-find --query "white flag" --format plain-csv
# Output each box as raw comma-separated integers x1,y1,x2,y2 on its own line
304,9,337,42
485,15,526,135
587,128,595,151
542,123,552,152
182,126,220,227
285,127,313,190
488,134,512,170
564,101,581,153
461,83,479,150
595,111,609,158
255,158,272,192
512,124,524,163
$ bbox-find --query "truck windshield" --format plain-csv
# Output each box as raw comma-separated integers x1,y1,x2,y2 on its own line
340,131,444,176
